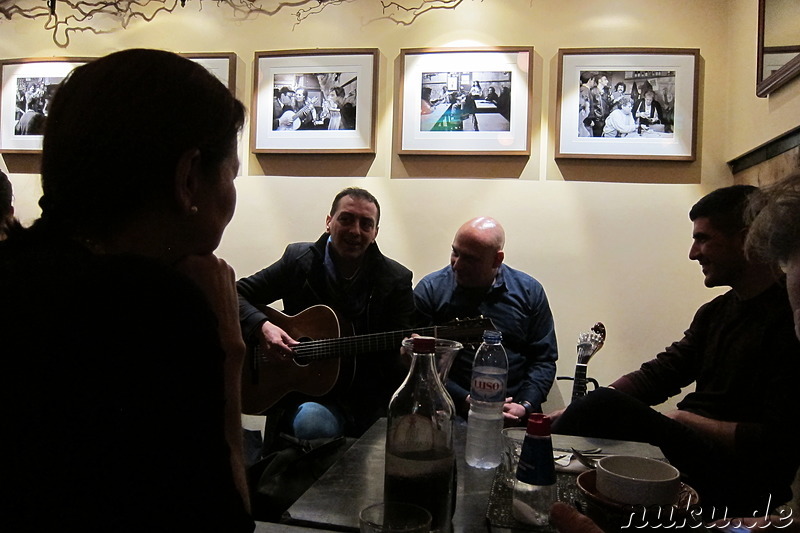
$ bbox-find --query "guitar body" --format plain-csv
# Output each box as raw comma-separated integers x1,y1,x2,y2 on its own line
276,110,302,131
277,97,319,131
242,305,347,415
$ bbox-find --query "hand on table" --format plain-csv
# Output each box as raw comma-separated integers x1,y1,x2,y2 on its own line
503,397,526,421
546,407,566,424
549,502,604,533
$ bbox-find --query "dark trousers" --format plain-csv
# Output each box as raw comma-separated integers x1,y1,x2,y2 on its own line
552,388,781,518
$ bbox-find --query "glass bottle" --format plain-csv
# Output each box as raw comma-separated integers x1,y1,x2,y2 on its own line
512,413,557,526
384,336,456,533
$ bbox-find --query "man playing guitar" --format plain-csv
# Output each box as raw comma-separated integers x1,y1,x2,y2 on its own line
237,187,415,442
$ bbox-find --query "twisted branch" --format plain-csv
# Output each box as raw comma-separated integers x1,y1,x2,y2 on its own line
0,0,468,47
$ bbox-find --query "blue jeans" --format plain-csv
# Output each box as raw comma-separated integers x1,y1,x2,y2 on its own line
290,402,345,440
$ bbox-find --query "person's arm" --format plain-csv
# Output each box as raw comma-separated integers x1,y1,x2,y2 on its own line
610,303,708,405
175,254,250,513
508,280,558,413
414,272,470,415
236,244,299,346
550,502,604,533
602,110,627,136
664,409,737,451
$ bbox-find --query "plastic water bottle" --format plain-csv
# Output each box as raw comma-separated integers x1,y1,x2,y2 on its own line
512,413,557,526
465,330,508,469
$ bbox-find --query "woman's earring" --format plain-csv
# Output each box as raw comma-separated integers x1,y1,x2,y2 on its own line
190,206,199,214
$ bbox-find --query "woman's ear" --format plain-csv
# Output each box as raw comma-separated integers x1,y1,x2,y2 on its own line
174,148,202,215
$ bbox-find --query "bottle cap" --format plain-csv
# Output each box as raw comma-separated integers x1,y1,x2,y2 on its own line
412,336,436,353
525,413,551,436
482,330,502,342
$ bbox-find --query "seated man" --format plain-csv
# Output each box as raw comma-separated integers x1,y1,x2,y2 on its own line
292,87,319,130
237,187,414,441
414,216,558,424
551,185,800,517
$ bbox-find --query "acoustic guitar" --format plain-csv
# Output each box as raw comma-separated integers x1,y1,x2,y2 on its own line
277,96,319,131
241,304,494,415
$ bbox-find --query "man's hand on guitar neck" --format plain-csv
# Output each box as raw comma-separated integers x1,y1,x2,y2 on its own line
259,320,300,357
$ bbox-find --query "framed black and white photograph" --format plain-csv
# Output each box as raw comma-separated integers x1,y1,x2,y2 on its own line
252,49,378,154
0,57,93,153
396,47,533,155
181,52,237,93
555,48,699,161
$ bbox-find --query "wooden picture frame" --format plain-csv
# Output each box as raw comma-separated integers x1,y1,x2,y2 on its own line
396,47,533,156
251,48,378,154
0,57,93,153
181,52,237,94
555,48,700,161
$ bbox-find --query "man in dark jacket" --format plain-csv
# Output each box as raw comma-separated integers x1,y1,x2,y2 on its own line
237,187,414,440
551,185,800,518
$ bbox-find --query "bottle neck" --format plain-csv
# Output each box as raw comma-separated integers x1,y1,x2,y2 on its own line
410,351,439,379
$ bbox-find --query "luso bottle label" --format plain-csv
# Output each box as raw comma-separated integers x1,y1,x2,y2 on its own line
471,366,507,403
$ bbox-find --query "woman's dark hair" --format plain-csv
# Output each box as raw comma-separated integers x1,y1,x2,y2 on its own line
38,48,246,238
0,170,12,220
746,173,800,265
421,86,432,102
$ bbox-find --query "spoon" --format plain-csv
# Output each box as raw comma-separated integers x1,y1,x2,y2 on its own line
572,447,599,469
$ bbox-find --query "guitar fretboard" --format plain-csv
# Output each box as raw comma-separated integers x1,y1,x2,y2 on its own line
259,325,453,363
571,363,588,402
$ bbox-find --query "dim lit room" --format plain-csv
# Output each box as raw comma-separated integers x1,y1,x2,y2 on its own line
1,0,799,531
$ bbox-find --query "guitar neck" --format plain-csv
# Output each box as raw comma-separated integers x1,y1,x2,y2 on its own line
571,363,588,402
292,325,444,363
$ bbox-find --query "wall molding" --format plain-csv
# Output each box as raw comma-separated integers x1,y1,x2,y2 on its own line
728,125,800,174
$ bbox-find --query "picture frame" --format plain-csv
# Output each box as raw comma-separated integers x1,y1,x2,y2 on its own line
396,47,533,156
0,57,93,153
251,48,378,154
181,52,237,93
555,48,700,161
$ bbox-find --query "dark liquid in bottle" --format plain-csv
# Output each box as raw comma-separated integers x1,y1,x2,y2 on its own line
384,450,454,532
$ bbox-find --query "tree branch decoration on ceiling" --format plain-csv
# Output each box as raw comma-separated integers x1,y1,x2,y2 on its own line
0,0,467,47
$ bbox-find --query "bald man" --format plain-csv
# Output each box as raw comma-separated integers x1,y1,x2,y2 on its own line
414,216,558,423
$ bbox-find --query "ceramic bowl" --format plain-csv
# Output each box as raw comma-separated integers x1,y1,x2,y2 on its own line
595,455,681,506
576,470,701,531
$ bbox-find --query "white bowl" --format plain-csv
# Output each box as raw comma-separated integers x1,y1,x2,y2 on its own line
595,455,681,506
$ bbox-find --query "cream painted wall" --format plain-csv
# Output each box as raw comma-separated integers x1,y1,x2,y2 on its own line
2,0,799,411
727,0,800,159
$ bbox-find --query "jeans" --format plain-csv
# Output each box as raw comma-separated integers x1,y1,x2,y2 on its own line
290,402,346,441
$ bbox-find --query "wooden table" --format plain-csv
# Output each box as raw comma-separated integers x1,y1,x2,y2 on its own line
284,418,666,533
474,113,510,132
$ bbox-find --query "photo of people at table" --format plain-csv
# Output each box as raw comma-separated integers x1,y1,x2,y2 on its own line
578,70,675,138
14,76,62,136
420,70,511,132
272,71,357,131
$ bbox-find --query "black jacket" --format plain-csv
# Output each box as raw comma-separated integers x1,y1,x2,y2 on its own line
237,233,414,434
